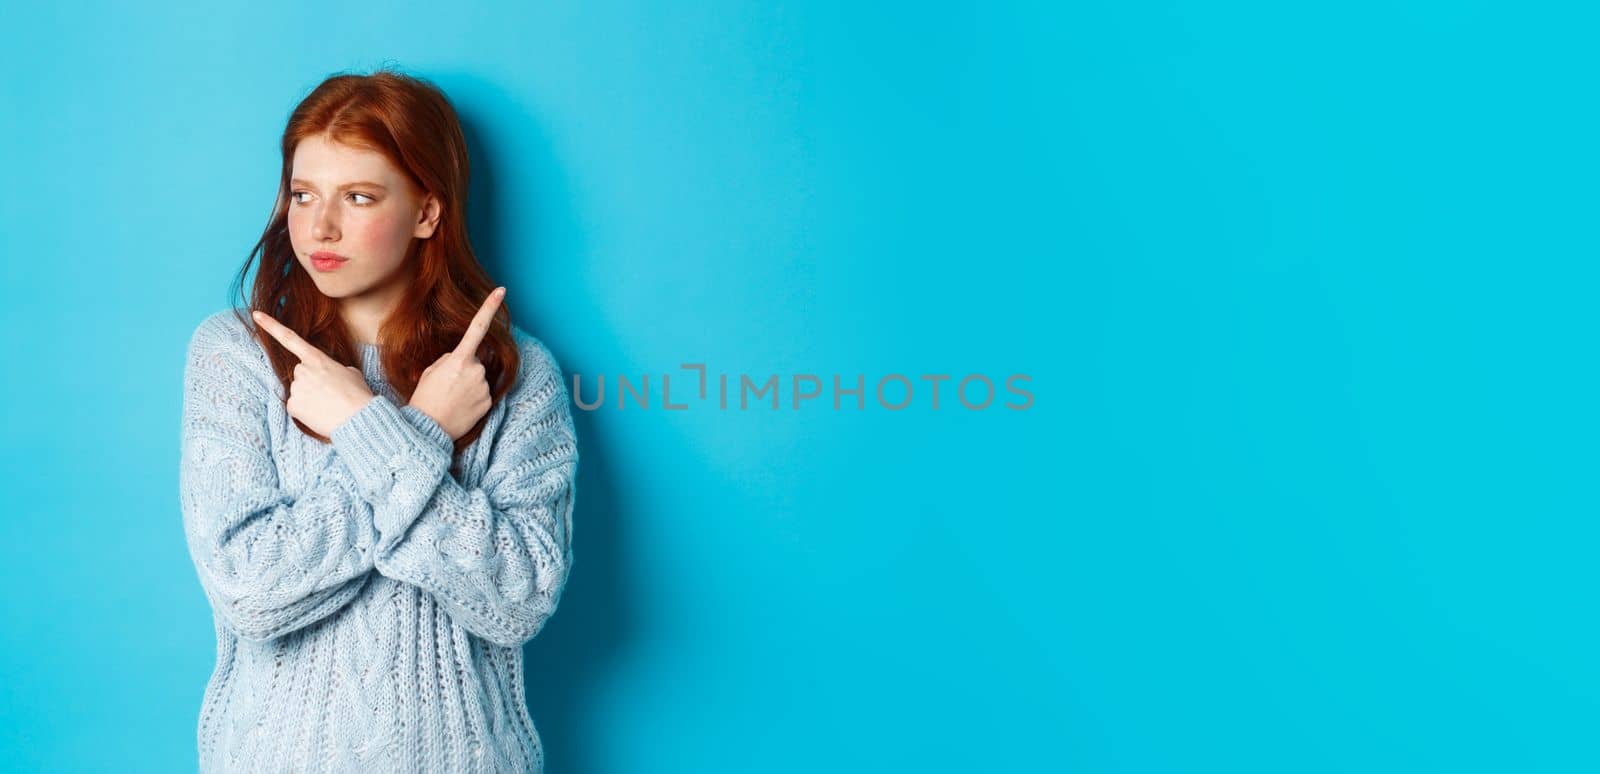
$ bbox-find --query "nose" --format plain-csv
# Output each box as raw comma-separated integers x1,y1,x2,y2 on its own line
312,202,340,241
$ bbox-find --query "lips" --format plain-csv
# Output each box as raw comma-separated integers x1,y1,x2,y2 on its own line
310,251,348,272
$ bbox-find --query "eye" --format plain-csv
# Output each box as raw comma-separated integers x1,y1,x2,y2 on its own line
349,193,375,205
289,191,308,204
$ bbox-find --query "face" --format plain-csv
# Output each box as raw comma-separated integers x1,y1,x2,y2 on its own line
286,132,441,300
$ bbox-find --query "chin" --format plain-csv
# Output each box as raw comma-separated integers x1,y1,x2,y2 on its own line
305,277,350,297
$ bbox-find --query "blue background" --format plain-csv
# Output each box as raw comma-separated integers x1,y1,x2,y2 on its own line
2,1,1595,772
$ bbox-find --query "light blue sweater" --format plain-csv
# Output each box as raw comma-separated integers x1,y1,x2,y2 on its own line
179,309,578,773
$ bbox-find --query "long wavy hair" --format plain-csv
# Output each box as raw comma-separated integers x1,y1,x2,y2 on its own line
229,67,518,456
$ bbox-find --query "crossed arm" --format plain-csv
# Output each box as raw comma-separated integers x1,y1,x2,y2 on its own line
330,346,578,648
179,317,577,647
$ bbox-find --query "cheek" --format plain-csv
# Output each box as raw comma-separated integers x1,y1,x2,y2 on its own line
285,211,312,251
287,208,323,240
363,213,412,251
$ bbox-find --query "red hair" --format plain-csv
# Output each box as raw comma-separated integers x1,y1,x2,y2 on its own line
229,67,518,455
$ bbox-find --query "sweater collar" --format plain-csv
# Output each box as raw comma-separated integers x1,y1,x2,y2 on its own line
357,342,383,380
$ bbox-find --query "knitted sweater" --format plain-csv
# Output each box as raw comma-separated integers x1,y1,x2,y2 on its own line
179,309,578,773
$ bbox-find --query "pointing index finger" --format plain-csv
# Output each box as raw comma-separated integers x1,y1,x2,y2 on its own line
453,287,505,359
252,310,325,363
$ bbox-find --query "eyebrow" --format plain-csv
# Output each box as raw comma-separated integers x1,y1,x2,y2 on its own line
290,178,389,191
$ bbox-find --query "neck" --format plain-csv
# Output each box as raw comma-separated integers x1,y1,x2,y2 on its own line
338,263,415,346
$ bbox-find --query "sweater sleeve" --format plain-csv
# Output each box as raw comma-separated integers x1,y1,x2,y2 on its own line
328,339,579,648
179,315,380,643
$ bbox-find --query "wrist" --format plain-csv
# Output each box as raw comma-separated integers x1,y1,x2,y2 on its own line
335,394,379,435
403,401,455,447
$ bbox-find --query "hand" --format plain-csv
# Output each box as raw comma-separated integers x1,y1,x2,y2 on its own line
408,287,506,441
251,310,376,438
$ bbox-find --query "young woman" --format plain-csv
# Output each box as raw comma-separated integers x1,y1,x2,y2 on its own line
178,69,578,773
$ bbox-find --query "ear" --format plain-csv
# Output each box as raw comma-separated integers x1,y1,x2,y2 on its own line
414,193,442,239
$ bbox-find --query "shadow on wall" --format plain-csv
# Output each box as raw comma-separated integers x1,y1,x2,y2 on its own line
525,405,633,774
453,75,638,774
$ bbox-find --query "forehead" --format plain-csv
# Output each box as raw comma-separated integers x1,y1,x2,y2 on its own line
290,134,399,182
